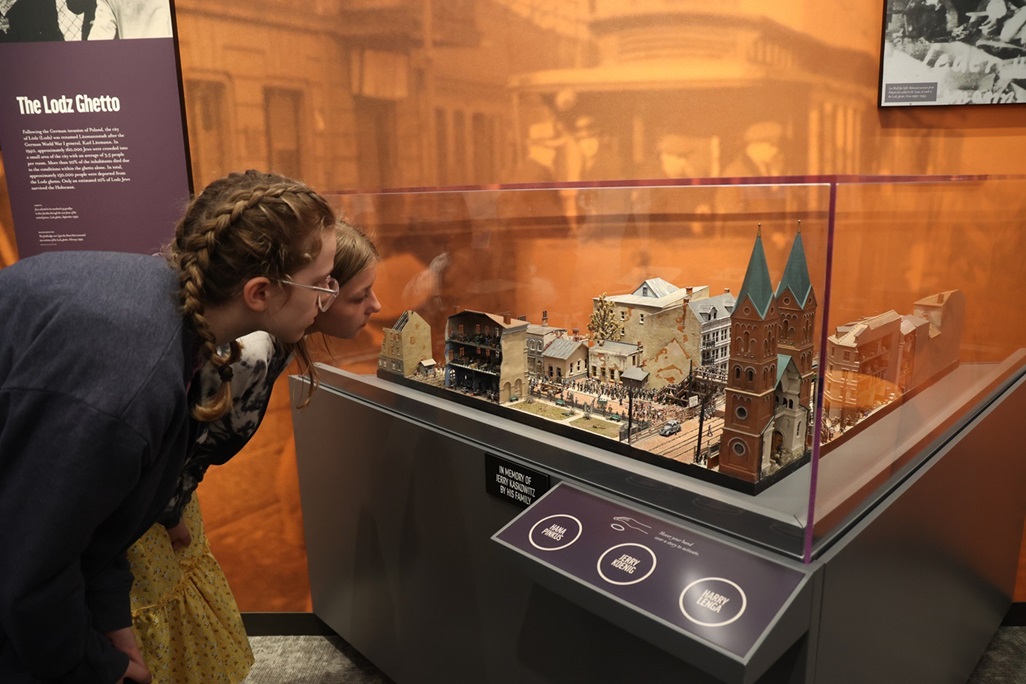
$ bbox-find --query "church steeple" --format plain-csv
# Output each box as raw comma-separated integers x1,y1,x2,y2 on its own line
719,226,781,484
775,221,817,422
776,221,813,307
736,225,775,319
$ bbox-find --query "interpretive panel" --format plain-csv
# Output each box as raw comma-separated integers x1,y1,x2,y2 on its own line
493,482,806,657
0,5,189,256
879,0,1026,106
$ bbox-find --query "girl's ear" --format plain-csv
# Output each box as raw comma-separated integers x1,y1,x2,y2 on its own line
241,277,276,312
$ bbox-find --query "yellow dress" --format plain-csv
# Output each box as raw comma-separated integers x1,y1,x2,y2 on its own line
128,497,254,684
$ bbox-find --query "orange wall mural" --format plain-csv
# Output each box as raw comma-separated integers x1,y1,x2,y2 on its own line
2,0,1025,611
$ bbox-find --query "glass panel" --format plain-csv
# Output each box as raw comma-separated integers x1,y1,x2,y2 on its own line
808,175,1026,557
320,174,1026,562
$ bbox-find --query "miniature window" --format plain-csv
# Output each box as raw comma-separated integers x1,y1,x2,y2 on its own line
735,406,748,420
732,440,746,456
640,314,645,325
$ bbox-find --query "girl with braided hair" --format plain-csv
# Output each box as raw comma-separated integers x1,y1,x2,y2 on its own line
125,220,381,684
0,169,337,683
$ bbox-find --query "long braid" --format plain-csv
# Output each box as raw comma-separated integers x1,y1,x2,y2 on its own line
165,170,336,421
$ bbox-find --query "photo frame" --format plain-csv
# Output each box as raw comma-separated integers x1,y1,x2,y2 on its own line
879,0,1026,107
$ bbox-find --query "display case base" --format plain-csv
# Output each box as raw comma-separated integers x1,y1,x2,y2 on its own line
292,365,1026,684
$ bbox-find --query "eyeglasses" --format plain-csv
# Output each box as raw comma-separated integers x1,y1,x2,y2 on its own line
281,275,340,312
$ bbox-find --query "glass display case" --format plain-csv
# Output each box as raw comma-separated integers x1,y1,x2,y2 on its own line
321,174,1026,564
295,174,1026,683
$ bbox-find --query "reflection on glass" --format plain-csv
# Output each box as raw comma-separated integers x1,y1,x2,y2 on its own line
319,175,1026,561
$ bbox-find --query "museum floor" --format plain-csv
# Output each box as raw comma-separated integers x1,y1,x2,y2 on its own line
238,628,1024,683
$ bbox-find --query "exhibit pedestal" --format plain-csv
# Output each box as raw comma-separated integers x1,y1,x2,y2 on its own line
291,364,1026,683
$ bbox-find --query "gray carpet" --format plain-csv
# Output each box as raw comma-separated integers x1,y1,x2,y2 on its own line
966,627,1026,684
244,627,1026,683
243,636,393,684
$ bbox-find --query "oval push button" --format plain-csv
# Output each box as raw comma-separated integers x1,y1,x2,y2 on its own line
596,543,657,586
679,577,747,627
529,514,582,551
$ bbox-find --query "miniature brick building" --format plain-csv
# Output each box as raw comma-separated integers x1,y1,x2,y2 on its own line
720,227,817,483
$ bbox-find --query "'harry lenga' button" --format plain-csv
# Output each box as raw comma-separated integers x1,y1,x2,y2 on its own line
596,543,657,586
529,514,582,551
679,577,747,627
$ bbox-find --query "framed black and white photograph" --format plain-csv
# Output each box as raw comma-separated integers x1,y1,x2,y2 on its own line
879,0,1026,106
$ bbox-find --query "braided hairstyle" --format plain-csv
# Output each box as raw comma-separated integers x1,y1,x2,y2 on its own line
164,170,336,421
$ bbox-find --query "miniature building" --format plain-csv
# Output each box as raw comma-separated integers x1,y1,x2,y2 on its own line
823,311,903,425
379,310,434,378
683,290,737,379
774,230,818,420
526,311,566,377
588,339,643,384
601,278,709,388
910,290,965,387
542,337,588,382
897,315,926,392
822,289,964,425
720,227,817,483
445,310,528,403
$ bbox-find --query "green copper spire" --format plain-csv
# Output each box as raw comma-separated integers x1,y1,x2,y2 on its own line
776,221,813,307
737,225,775,319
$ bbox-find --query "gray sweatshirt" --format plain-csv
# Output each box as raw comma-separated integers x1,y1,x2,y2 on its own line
0,251,199,683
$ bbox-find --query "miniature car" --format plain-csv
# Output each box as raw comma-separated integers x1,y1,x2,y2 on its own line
659,420,681,436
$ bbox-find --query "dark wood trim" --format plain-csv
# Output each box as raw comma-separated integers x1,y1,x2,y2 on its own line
1003,603,1026,626
242,612,335,636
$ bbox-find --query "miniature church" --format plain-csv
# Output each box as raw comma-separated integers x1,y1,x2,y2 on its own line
719,225,817,483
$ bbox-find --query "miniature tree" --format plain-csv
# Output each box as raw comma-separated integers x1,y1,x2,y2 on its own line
588,293,622,344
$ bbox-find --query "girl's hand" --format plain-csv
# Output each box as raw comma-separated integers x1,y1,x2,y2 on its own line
165,518,192,551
